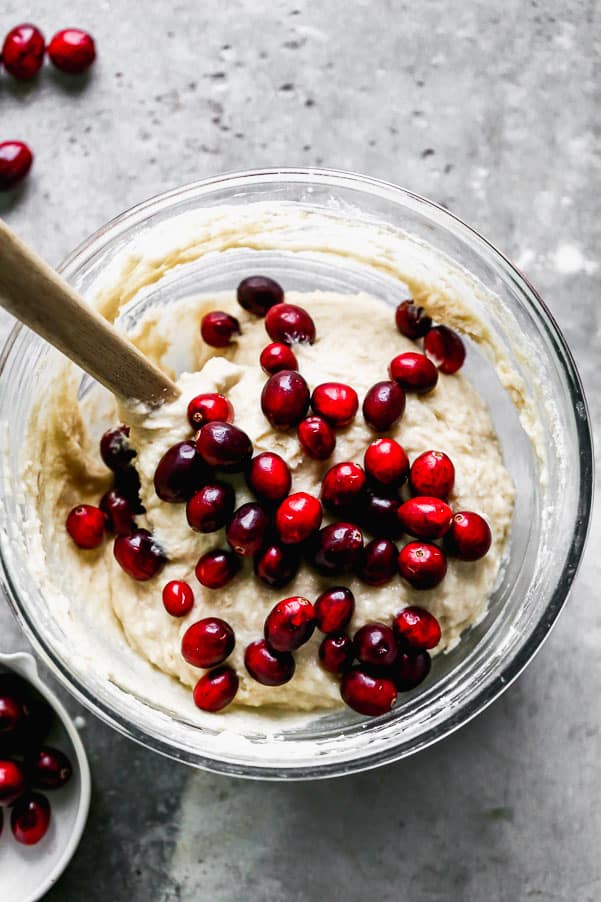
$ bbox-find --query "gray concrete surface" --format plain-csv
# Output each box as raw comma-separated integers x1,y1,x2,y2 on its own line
1,1,600,899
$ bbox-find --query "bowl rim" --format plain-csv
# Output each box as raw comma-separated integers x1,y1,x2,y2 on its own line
0,167,594,779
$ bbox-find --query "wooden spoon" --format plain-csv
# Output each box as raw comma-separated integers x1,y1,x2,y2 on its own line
0,219,180,406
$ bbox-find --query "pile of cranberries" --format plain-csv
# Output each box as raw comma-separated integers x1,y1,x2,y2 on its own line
66,274,492,718
0,671,73,846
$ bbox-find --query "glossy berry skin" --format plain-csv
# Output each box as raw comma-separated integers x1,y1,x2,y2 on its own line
319,633,354,674
389,352,439,394
114,530,166,580
66,504,106,549
0,760,27,806
358,538,398,586
31,747,72,790
393,606,441,650
193,666,239,711
100,489,135,536
254,542,300,588
445,511,492,561
186,482,235,533
261,370,310,429
244,639,295,686
321,462,366,515
362,381,406,432
114,466,144,513
424,325,466,374
395,299,432,339
226,502,270,556
297,416,336,460
397,496,453,540
314,586,355,634
246,452,291,504
264,596,316,652
195,549,240,588
353,623,398,669
0,695,25,734
275,492,323,544
1,24,45,80
265,303,316,344
360,493,403,540
340,668,397,717
311,383,358,428
100,424,135,471
237,275,284,315
394,648,432,691
410,450,455,500
154,441,208,502
200,310,241,347
398,542,447,590
309,522,364,574
187,393,233,430
181,617,235,668
47,28,96,73
196,421,253,471
0,141,33,190
260,342,298,374
11,793,50,845
364,438,409,489
162,580,195,617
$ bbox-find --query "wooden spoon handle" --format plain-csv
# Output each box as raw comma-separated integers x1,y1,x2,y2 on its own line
0,218,180,406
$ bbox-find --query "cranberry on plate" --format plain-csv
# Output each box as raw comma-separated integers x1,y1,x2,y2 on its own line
113,529,166,580
181,617,235,668
1,24,45,80
244,639,295,686
395,299,432,339
66,504,106,549
397,542,447,590
31,747,72,790
0,141,34,191
237,275,284,316
409,450,455,500
47,28,96,73
265,303,316,344
195,549,240,588
393,606,441,650
264,596,316,652
11,792,51,845
0,759,27,806
193,666,239,711
340,668,397,716
311,382,358,428
445,510,492,560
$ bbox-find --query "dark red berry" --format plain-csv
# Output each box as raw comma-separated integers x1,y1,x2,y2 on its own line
195,549,240,588
31,747,72,790
99,424,135,471
201,310,241,347
254,542,300,588
182,617,235,668
364,438,409,488
246,452,291,504
393,606,441,649
362,381,406,432
311,382,358,427
186,482,235,533
394,648,432,691
398,542,447,590
261,370,310,429
0,695,25,734
314,586,355,633
47,28,95,73
389,352,439,394
196,421,253,471
360,493,403,540
310,522,364,574
340,668,397,716
66,504,105,549
226,502,270,556
321,462,366,515
11,793,50,845
260,342,298,375
187,393,233,430
319,633,354,674
114,465,144,512
162,580,194,617
424,325,466,374
265,303,316,344
100,489,135,536
358,538,398,586
237,275,284,316
0,141,33,190
409,450,455,500
264,596,316,652
244,639,295,686
395,299,432,339
193,666,239,711
297,416,336,460
275,492,323,544
0,760,27,806
397,496,453,540
114,530,166,580
1,24,45,80
445,511,492,560
353,623,398,668
154,441,208,502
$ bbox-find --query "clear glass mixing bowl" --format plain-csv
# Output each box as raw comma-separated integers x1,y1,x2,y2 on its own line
0,169,592,779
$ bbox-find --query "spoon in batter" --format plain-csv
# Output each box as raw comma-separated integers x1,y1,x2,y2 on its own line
0,218,180,406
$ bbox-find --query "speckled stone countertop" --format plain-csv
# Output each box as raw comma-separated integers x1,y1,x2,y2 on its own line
1,1,600,899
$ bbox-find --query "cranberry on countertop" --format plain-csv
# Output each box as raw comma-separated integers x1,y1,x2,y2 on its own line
244,639,295,686
66,504,106,549
265,303,316,344
237,275,284,316
182,617,235,669
362,381,406,432
193,666,239,711
0,141,34,191
246,452,291,505
409,450,455,500
195,548,240,589
11,792,51,845
393,606,442,650
389,351,439,394
260,342,298,375
162,580,195,617
261,369,310,429
311,382,358,428
297,416,336,460
314,586,355,634
1,24,45,80
340,668,397,716
397,542,447,590
424,325,466,374
200,311,241,347
113,530,166,580
395,299,432,339
445,511,492,560
47,28,96,74
264,596,316,652
187,393,233,430
275,492,323,544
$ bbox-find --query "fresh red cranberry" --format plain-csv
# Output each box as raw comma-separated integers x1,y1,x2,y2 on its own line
321,462,366,515
0,760,27,806
154,441,208,502
389,352,439,394
1,24,45,80
265,303,316,344
360,493,403,540
0,695,25,734
314,586,355,633
196,421,253,471
244,639,295,686
114,465,144,513
395,299,432,339
364,438,409,489
100,490,135,536
393,606,441,649
254,542,300,588
99,424,135,471
445,511,492,560
195,549,240,588
340,668,397,716
66,504,106,549
310,522,364,574
114,530,166,580
246,452,291,504
319,633,354,674
362,381,406,432
186,482,235,533
187,393,233,430
182,617,235,668
47,28,95,73
397,496,453,540
226,502,270,556
410,450,455,500
358,539,398,586
261,370,310,429
0,141,33,190
162,580,195,617
193,666,239,711
264,596,316,652
394,648,432,691
353,623,398,668
200,311,241,347
275,492,323,544
297,416,336,460
31,747,72,790
311,382,358,427
11,793,50,845
237,275,284,316
398,542,447,590
260,342,298,375
424,325,466,374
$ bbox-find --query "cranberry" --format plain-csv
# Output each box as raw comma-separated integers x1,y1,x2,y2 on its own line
264,596,316,652
0,760,27,806
389,352,439,394
237,275,284,315
247,452,291,504
187,393,233,430
261,370,310,429
353,623,398,668
265,303,316,344
100,424,135,471
200,310,241,347
31,747,72,790
445,511,492,560
340,668,397,716
1,24,45,80
275,492,323,544
321,462,366,515
0,695,25,734
182,617,235,668
393,606,441,649
362,381,406,432
424,325,466,374
11,793,50,845
154,441,208,502
66,504,106,549
311,382,358,427
364,438,409,489
244,639,295,686
358,538,398,586
394,648,432,691
226,502,270,556
114,465,144,512
186,482,235,533
360,493,403,540
254,542,300,588
47,28,95,73
409,450,455,500
193,666,239,711
114,530,166,580
0,141,33,191
195,549,240,588
395,299,432,339
398,542,447,590
100,490,135,536
397,496,453,540
314,586,355,633
319,633,354,674
196,421,253,471
260,342,298,375
162,580,195,617
297,416,336,460
309,522,364,574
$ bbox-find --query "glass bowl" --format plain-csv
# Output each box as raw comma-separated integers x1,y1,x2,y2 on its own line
0,169,592,779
